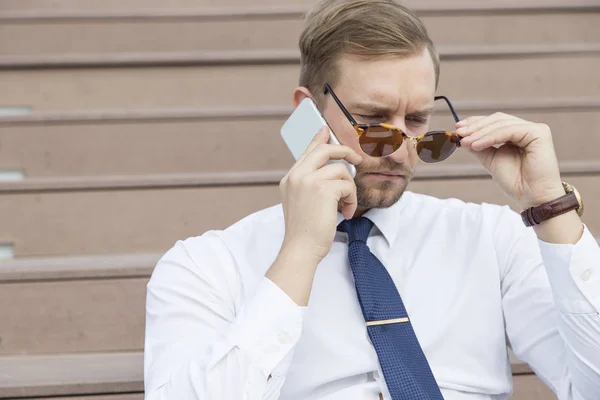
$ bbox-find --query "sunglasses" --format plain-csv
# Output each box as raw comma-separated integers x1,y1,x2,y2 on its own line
324,84,462,162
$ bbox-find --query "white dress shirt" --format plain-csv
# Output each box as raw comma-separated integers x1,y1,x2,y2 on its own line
144,191,600,400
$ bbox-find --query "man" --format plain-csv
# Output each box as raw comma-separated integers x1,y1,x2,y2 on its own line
144,1,600,399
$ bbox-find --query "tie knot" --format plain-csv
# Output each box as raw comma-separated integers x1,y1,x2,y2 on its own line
338,217,373,244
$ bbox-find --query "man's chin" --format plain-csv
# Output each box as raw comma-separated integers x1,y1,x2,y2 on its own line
355,176,409,209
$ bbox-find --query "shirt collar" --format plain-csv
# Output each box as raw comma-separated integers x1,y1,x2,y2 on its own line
336,191,412,245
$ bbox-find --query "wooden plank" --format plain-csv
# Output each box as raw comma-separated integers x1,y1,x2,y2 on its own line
511,374,557,399
1,0,598,16
0,171,286,193
0,185,283,257
1,13,598,59
426,12,600,46
0,352,143,398
3,44,600,69
0,253,159,283
1,55,599,110
1,108,600,177
0,279,146,355
0,176,598,257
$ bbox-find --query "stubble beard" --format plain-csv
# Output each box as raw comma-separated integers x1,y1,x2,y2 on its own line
355,174,410,209
354,155,414,209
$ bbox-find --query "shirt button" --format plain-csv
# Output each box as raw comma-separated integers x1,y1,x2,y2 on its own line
278,332,291,344
582,269,593,282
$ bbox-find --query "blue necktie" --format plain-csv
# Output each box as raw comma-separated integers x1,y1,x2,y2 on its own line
339,217,444,400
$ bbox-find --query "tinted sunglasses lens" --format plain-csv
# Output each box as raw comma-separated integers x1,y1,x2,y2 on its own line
358,126,404,157
417,131,459,163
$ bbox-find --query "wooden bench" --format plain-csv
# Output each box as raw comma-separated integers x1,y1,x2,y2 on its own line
0,352,143,399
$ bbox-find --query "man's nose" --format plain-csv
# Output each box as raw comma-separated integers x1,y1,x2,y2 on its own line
388,119,415,163
387,138,413,164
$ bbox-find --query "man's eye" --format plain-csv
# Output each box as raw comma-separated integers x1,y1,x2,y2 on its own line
407,116,427,125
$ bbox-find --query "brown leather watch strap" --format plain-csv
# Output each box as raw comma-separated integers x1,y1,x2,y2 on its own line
521,192,580,227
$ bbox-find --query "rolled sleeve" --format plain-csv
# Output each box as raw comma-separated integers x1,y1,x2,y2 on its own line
539,225,600,315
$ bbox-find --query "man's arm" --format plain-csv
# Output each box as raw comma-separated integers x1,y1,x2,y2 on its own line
496,207,600,399
144,235,304,400
144,127,362,399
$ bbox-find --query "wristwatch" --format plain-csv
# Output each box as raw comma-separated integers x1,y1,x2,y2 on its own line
521,182,584,227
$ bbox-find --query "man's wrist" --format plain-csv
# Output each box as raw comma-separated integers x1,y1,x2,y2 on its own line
532,210,584,245
520,181,584,243
519,185,566,210
265,241,323,306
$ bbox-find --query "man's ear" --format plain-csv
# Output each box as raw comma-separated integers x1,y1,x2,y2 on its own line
292,87,314,108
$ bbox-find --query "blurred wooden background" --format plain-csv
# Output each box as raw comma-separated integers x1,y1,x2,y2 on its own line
1,0,599,398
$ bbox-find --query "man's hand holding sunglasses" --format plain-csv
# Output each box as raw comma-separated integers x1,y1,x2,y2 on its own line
456,113,583,244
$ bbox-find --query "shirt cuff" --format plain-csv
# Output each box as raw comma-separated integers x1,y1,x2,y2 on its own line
539,225,600,314
230,277,305,376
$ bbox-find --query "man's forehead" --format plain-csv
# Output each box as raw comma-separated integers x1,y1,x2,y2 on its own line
333,54,436,106
335,50,435,77
340,83,435,112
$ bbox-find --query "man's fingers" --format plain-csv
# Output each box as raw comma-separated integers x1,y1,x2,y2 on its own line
455,116,486,131
328,180,358,219
457,113,523,137
311,162,355,183
460,119,524,147
469,123,536,151
296,143,362,176
295,126,331,165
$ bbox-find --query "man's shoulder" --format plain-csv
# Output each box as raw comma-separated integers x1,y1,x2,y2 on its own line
163,204,284,262
224,203,285,236
154,204,285,282
405,190,517,222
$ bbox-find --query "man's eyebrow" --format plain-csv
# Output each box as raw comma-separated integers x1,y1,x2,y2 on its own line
347,103,436,117
347,102,396,115
409,107,435,117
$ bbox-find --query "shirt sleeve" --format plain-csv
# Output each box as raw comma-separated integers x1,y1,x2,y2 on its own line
539,225,600,315
495,207,600,400
144,234,305,400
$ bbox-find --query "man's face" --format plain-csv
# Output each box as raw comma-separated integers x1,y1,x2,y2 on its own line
321,49,437,210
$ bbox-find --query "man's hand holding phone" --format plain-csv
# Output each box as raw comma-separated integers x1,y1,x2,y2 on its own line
266,126,362,306
281,126,362,257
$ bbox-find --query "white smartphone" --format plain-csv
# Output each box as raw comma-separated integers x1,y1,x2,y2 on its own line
280,98,357,178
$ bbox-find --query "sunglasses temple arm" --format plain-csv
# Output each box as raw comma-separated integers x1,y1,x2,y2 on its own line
435,95,461,123
324,84,360,128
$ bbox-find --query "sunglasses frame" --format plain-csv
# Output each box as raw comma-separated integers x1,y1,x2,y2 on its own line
323,83,462,161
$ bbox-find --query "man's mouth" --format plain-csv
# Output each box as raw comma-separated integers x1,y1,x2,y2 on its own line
366,171,405,179
373,171,403,176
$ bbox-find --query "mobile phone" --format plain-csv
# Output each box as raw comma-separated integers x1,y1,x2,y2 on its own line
280,98,357,178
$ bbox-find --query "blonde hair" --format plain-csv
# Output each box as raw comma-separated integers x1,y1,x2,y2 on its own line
299,0,439,103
